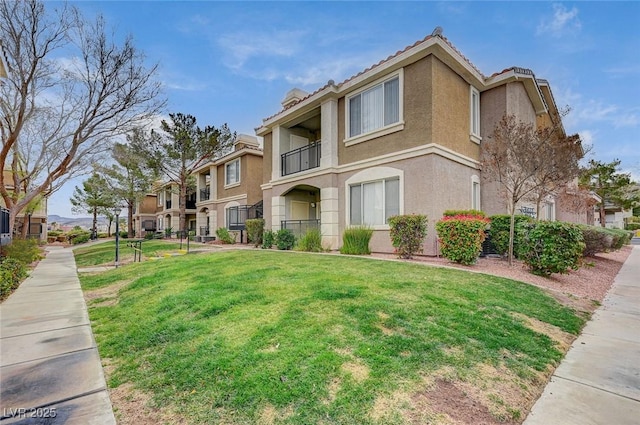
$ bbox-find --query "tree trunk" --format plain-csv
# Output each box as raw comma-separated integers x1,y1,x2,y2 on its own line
127,200,134,238
107,218,113,237
92,207,98,239
599,203,606,227
19,215,29,238
508,198,516,266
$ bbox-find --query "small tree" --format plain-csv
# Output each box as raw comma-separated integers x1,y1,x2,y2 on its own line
579,159,640,227
133,113,235,235
70,173,116,239
100,130,156,237
481,114,583,265
0,0,164,233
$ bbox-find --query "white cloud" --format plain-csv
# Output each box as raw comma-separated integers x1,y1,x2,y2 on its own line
217,30,306,70
557,87,639,130
536,3,581,38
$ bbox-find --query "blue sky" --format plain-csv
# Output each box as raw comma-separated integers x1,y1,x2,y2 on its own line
49,1,640,217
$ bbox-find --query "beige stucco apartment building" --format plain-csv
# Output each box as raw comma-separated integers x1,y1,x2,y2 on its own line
256,31,586,254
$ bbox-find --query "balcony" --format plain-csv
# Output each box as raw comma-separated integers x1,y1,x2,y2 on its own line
200,187,210,201
226,201,264,231
281,141,321,177
186,199,196,210
165,200,172,210
281,219,320,238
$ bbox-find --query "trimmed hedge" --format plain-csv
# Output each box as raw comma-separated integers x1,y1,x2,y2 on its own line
517,221,585,276
0,258,28,301
67,229,91,245
488,214,533,257
442,209,486,218
388,215,428,259
245,218,265,247
436,215,490,265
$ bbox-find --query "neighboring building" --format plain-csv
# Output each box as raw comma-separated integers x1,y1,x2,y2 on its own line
132,194,158,237
595,201,633,229
154,180,197,235
1,172,48,241
192,134,263,242
256,30,584,254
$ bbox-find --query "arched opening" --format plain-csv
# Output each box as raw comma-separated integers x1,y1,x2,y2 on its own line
280,184,321,238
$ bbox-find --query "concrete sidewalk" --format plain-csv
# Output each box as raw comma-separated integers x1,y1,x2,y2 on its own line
0,246,115,424
524,245,640,425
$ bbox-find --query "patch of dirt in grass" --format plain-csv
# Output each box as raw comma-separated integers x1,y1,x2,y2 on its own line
341,360,370,382
413,378,517,425
322,377,342,405
257,403,294,425
109,382,188,425
84,280,131,307
512,312,575,351
333,347,353,357
370,389,413,423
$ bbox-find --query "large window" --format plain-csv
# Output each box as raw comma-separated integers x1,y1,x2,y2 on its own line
470,86,480,141
350,177,399,226
348,75,400,138
225,159,240,186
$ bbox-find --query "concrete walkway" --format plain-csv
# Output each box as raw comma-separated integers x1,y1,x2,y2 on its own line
0,246,115,424
524,245,640,425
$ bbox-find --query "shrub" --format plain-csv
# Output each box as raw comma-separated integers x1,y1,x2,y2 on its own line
296,228,323,252
216,227,235,244
0,258,28,301
245,218,265,247
275,229,296,250
442,209,486,218
517,221,585,276
436,215,490,265
626,223,640,231
488,214,533,257
66,229,91,245
97,232,109,238
340,226,374,255
47,230,63,237
0,238,42,265
262,230,275,249
580,225,613,257
388,215,428,259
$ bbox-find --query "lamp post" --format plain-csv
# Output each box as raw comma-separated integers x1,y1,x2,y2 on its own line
114,207,121,268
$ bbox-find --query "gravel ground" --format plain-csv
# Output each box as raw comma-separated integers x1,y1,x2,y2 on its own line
371,245,633,312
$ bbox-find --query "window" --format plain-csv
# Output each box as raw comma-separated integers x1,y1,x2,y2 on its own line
350,177,399,226
225,159,240,186
348,75,400,138
546,202,555,221
471,175,481,210
470,86,480,141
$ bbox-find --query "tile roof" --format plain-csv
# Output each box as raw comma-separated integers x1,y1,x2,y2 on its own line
262,33,488,124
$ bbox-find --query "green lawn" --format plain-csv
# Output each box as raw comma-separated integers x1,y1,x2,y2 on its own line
79,250,585,424
73,239,187,266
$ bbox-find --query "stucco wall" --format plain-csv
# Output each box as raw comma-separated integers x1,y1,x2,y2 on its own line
216,153,262,202
262,132,273,184
336,154,478,255
431,57,480,160
337,56,433,165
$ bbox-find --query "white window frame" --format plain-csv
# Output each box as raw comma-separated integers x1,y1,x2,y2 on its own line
344,69,404,147
471,175,481,210
545,200,555,221
224,158,241,188
470,86,481,144
345,166,404,230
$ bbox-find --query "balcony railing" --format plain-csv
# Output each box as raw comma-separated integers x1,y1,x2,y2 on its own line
186,199,196,209
281,219,320,238
165,200,172,209
200,187,210,201
226,201,264,231
281,141,321,176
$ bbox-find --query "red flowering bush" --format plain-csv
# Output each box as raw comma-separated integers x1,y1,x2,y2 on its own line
436,214,490,265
